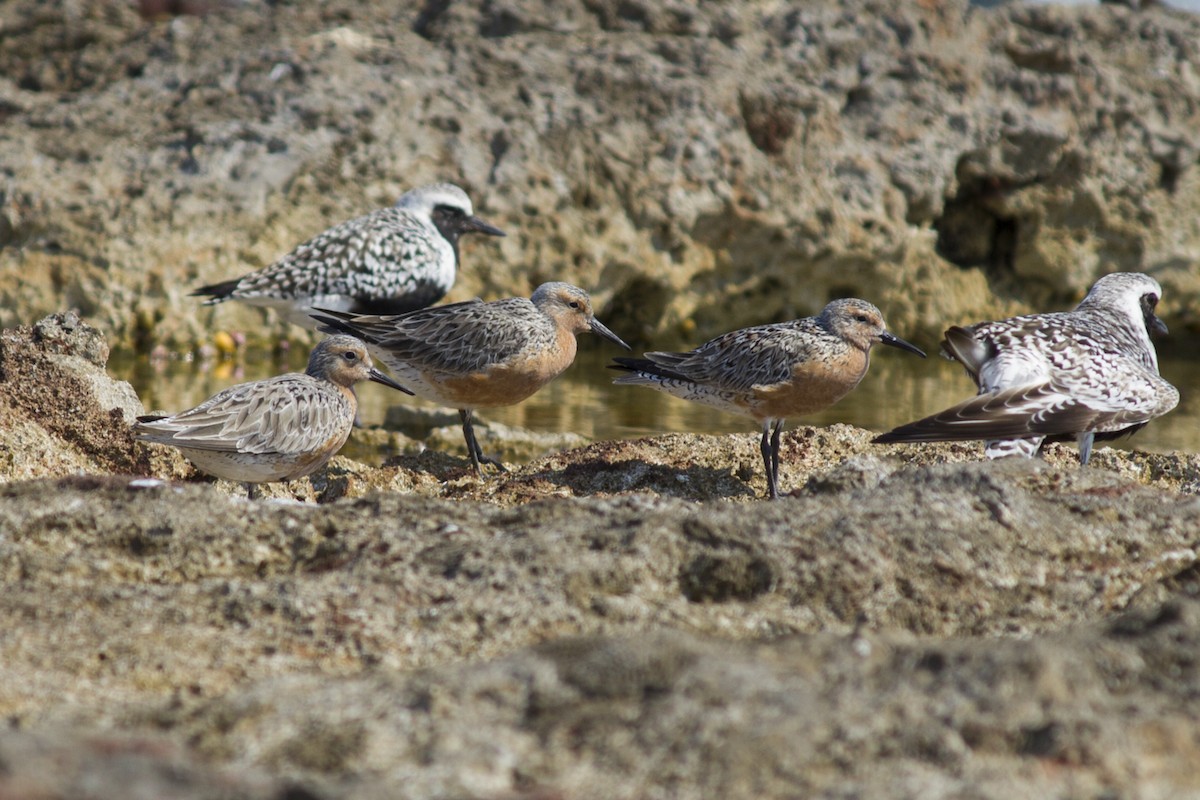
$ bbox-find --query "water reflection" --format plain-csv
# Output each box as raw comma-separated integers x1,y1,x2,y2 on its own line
114,340,1200,458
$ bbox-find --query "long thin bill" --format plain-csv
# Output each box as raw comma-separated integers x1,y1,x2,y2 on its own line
589,318,632,350
880,332,926,358
369,368,414,395
464,215,506,237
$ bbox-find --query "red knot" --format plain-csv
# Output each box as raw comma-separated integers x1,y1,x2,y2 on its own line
313,282,630,477
874,272,1178,464
134,334,411,498
192,183,504,329
611,298,925,499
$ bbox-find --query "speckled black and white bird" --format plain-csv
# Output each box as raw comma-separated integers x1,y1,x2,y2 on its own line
873,272,1179,464
192,182,505,329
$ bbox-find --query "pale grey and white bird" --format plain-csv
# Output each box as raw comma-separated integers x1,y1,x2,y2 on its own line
312,282,631,478
192,183,505,328
610,299,926,499
873,272,1179,464
134,335,412,498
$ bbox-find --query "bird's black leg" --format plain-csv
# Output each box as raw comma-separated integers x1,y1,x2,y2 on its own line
460,409,506,477
760,423,778,500
245,482,259,500
460,409,484,477
770,419,784,497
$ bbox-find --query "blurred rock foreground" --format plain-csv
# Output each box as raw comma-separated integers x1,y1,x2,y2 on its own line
1,0,1199,351
4,0,1200,797
4,320,1200,797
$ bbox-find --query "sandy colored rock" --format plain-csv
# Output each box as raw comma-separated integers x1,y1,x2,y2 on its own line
3,460,1200,797
2,0,1199,350
119,607,1200,799
4,310,1200,796
4,1,1200,797
0,311,156,482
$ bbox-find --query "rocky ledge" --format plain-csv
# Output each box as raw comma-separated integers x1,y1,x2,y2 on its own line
3,313,1200,798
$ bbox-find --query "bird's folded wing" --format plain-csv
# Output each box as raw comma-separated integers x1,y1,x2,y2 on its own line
878,381,1166,443
135,378,335,455
314,299,533,374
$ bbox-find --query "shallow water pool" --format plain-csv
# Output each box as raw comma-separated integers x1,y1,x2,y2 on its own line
112,334,1200,464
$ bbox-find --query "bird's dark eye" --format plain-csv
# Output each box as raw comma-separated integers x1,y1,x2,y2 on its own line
434,204,464,218
855,314,870,323
568,301,581,309
1143,293,1159,309
342,350,358,361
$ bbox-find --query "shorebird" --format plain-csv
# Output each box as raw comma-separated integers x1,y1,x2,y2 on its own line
873,272,1179,464
312,282,631,477
610,299,926,499
192,183,505,329
134,335,412,498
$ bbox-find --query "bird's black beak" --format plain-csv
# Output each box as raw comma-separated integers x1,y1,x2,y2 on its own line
589,317,631,350
369,368,414,395
1149,314,1169,338
880,332,926,358
462,215,505,237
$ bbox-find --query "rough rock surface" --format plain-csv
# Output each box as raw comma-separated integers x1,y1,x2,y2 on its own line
4,314,1200,797
5,0,1200,796
5,448,1200,797
2,0,1199,351
0,311,155,482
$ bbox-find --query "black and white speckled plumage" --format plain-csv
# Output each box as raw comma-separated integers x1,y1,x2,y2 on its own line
874,272,1179,463
193,183,504,329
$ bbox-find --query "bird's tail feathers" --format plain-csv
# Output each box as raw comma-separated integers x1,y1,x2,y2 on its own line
608,356,691,384
873,384,1086,444
309,309,367,340
939,325,987,378
190,277,242,304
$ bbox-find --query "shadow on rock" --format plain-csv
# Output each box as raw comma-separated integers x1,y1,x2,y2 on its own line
515,456,757,501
